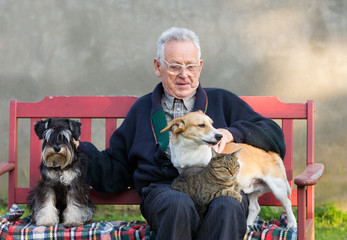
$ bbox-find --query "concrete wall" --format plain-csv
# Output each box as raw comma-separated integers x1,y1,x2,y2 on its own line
1,0,346,207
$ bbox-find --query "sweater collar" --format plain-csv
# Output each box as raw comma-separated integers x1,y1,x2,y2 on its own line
150,82,208,151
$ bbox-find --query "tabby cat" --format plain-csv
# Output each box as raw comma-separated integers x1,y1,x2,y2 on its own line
171,150,242,219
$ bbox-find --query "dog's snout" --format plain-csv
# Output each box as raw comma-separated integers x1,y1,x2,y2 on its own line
215,133,223,141
53,146,61,153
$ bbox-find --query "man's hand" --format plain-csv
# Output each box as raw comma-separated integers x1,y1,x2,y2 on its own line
212,128,234,153
73,139,80,148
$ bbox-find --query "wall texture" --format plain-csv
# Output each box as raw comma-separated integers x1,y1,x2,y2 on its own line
1,0,346,207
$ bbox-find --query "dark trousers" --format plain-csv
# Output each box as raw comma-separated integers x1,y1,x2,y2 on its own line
140,184,249,240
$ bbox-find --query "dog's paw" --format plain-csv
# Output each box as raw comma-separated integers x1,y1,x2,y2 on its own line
34,205,59,226
35,215,59,227
287,221,297,229
62,221,82,228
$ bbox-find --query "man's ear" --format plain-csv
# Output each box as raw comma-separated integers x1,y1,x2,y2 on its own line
153,58,162,78
160,118,185,134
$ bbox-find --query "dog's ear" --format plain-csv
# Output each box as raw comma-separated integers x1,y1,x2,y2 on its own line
68,120,82,140
160,118,185,134
34,119,50,139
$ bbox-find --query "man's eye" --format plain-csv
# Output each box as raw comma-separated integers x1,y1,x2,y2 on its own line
198,124,205,128
170,65,181,71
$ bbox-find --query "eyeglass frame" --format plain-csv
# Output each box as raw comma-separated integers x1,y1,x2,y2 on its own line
162,59,201,76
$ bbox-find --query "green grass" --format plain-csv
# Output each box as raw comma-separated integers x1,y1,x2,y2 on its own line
93,204,146,222
1,197,346,239
258,203,347,240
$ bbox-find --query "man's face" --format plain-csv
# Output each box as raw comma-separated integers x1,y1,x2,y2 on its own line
154,40,203,99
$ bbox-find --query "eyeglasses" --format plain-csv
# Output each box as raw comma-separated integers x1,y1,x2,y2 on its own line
162,59,201,76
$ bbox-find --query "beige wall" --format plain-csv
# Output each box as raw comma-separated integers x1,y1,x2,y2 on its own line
1,0,346,207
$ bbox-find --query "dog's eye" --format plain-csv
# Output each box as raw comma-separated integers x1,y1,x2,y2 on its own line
198,124,205,128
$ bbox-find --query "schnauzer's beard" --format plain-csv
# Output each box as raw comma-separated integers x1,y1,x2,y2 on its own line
42,146,74,169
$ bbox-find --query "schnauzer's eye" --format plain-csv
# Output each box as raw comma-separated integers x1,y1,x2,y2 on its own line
198,124,205,128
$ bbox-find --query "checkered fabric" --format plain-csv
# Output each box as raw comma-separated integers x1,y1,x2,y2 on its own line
0,204,297,240
245,212,297,240
0,204,152,240
161,92,195,123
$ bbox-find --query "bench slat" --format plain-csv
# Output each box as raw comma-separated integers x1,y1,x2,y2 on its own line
16,96,138,118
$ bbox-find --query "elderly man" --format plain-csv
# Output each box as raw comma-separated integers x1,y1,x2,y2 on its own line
76,27,286,240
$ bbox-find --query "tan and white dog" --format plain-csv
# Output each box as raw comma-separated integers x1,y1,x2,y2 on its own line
161,110,297,228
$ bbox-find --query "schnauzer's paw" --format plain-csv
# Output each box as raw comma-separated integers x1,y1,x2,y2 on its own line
62,221,82,228
63,211,84,227
35,215,59,227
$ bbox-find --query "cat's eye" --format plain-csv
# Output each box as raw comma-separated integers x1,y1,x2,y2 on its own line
198,124,205,128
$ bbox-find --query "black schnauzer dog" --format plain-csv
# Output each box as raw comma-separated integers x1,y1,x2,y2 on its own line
28,118,94,227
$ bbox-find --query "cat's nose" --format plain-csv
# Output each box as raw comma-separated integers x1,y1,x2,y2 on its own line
215,133,223,141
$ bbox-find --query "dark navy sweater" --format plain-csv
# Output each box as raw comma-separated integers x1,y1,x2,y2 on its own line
79,83,286,197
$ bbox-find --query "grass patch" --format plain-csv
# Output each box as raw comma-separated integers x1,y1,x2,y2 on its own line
314,202,347,240
93,205,145,222
259,203,347,240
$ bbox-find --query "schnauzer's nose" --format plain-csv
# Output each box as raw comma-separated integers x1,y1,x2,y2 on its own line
53,146,61,153
215,133,223,141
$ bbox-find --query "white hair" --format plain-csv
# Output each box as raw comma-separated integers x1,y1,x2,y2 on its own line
156,27,201,64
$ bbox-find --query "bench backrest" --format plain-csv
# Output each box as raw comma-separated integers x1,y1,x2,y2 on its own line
7,96,314,209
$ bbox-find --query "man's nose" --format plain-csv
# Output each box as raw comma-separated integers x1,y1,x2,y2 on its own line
179,67,189,77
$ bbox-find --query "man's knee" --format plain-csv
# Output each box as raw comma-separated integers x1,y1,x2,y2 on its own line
141,184,198,220
208,195,248,217
160,189,197,214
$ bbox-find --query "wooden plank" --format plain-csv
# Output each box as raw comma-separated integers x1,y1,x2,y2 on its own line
15,188,141,205
240,96,308,118
258,190,297,206
297,186,306,240
294,164,324,186
30,118,42,187
105,118,117,149
15,96,137,118
8,99,18,209
80,118,92,142
282,119,293,182
0,162,15,176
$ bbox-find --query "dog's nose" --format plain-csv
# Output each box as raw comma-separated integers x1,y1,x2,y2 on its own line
215,133,223,141
53,146,61,153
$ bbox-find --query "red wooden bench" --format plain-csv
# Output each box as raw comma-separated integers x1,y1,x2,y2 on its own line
0,96,324,240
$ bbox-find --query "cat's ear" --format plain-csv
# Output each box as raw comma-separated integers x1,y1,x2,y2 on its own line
161,118,186,134
232,149,241,158
211,149,219,158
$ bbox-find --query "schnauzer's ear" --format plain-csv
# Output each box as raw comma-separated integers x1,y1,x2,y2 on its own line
34,119,49,139
68,120,82,140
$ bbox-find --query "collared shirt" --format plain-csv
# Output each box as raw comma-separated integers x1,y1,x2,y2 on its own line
161,90,196,156
161,90,196,123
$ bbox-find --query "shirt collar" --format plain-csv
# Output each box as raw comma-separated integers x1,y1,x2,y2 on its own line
162,90,196,111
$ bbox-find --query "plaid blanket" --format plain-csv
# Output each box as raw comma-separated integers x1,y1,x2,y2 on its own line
245,212,297,240
0,204,152,240
1,205,296,240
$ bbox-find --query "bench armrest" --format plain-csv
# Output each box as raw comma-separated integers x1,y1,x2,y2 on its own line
0,162,15,176
294,163,324,187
